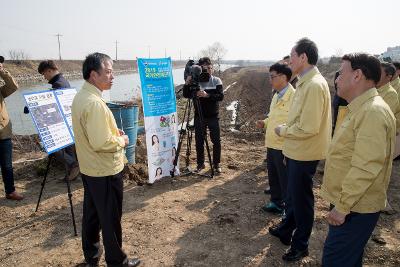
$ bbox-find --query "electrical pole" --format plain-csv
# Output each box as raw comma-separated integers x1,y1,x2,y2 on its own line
115,40,119,61
55,34,63,60
164,48,167,58
179,49,182,61
147,45,151,58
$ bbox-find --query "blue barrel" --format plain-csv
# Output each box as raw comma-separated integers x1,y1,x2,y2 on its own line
107,102,139,164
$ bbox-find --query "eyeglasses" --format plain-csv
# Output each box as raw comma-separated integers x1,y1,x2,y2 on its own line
270,74,283,79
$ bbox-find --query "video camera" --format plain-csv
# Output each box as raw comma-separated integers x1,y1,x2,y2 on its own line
184,59,211,88
0,56,4,64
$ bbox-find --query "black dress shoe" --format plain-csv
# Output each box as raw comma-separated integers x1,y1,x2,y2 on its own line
264,188,271,194
269,226,291,246
282,247,308,262
123,258,141,267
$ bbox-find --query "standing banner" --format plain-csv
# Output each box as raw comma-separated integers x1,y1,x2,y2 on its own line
137,57,179,183
24,88,77,154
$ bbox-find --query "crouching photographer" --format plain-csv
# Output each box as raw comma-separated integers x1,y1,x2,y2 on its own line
182,57,224,173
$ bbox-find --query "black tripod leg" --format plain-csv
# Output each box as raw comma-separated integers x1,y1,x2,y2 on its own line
65,178,78,236
35,155,52,212
171,99,193,176
186,127,192,167
203,134,214,178
193,97,214,178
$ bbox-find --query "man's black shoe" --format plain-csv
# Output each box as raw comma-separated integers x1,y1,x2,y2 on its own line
264,188,271,194
122,258,141,267
262,202,284,214
282,247,309,262
269,226,291,246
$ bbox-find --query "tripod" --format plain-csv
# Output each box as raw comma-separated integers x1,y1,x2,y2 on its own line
170,93,214,179
35,153,77,236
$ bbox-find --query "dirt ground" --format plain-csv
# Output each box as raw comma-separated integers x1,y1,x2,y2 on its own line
1,64,399,266
0,131,399,267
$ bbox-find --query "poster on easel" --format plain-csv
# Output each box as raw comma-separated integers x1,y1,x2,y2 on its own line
23,88,77,154
137,57,180,184
53,88,76,136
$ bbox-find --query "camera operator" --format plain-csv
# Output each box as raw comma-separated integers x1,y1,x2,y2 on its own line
0,56,24,200
182,57,224,173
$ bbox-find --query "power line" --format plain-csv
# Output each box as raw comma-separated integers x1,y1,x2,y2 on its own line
115,40,119,61
55,34,63,60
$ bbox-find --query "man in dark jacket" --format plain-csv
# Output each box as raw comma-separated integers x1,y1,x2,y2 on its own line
37,60,80,181
182,57,224,173
38,60,71,89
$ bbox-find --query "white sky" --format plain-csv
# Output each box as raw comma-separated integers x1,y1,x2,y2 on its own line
1,0,399,61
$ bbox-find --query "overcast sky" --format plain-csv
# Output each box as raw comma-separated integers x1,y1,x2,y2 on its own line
1,0,399,61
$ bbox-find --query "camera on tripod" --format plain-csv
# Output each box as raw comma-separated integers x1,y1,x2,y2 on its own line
0,56,5,64
184,59,211,96
171,58,215,178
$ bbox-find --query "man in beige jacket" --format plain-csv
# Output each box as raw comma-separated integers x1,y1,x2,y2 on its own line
0,58,23,201
270,38,332,262
72,53,140,267
321,53,395,267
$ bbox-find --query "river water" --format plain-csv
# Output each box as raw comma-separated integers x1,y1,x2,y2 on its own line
6,65,235,135
5,68,186,135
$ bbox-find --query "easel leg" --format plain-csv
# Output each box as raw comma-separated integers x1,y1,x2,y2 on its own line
65,178,78,236
35,154,78,236
35,155,52,212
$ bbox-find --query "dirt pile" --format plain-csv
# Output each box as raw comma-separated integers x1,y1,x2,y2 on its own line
218,66,272,132
217,62,342,133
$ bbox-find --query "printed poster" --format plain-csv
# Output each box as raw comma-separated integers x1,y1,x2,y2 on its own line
24,89,76,154
137,57,180,183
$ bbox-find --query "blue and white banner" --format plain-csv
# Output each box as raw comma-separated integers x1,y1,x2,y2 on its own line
138,58,179,183
23,88,76,154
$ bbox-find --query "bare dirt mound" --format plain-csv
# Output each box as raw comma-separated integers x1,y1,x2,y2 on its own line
219,66,273,132
218,62,341,134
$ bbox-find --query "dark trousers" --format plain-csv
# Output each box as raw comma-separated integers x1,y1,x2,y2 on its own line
194,116,221,166
53,145,78,174
322,211,380,267
277,158,319,250
0,138,15,194
81,172,127,266
266,148,288,208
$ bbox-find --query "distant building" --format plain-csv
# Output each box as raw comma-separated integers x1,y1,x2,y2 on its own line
380,46,400,62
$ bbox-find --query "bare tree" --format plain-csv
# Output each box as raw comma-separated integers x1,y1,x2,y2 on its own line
334,48,344,58
198,42,227,73
8,50,29,64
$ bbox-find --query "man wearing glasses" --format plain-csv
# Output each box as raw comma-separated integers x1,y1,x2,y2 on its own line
256,63,295,215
